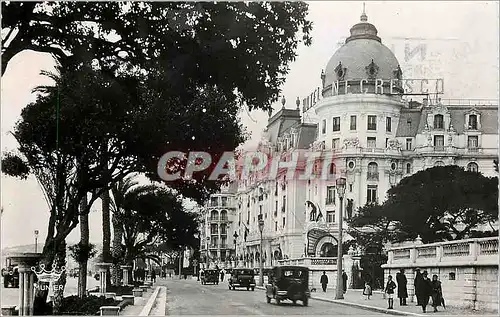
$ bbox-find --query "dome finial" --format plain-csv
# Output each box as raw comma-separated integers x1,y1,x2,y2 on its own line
360,2,368,22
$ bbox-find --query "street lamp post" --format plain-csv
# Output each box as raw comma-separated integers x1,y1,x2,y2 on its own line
335,177,347,300
34,230,39,253
258,214,265,286
206,237,210,268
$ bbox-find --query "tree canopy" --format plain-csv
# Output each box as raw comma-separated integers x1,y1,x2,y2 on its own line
349,165,498,245
2,2,312,111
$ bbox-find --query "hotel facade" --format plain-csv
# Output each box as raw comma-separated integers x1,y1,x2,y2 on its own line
199,11,498,271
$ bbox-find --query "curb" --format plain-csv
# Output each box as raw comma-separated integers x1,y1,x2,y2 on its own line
139,286,161,316
255,286,422,316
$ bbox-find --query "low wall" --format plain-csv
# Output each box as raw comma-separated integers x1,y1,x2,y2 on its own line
382,237,498,312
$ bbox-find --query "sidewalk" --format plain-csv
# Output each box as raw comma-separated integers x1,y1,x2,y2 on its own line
255,286,495,316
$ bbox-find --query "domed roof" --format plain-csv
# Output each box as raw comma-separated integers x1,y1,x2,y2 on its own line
322,10,401,90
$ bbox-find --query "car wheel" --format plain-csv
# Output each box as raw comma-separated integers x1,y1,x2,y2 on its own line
303,297,308,307
266,296,271,303
276,298,281,305
292,300,297,305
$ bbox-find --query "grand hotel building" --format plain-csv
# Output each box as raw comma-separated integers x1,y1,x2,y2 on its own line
199,10,498,270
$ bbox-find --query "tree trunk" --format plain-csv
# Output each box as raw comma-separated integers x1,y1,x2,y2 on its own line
101,189,112,287
52,240,67,314
111,212,123,285
33,237,66,315
78,194,89,298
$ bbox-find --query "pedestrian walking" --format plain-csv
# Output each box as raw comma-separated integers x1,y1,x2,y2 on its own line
396,269,408,306
220,270,225,282
384,275,397,309
430,274,443,312
320,271,328,292
414,269,423,306
419,271,432,313
363,282,372,300
342,270,348,294
151,269,157,283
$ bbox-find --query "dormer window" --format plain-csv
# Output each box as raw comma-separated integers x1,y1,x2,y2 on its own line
469,115,478,130
407,118,412,129
434,114,444,129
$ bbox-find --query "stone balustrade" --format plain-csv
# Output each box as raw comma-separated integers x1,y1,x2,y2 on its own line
277,257,338,267
382,237,498,312
384,237,498,268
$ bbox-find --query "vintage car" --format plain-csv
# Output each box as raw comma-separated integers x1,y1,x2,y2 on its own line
201,269,219,285
265,266,310,306
228,268,256,291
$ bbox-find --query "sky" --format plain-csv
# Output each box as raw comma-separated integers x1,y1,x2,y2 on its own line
1,1,498,248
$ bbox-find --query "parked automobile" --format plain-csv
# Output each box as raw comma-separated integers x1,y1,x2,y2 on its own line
229,268,256,291
201,269,219,285
265,266,310,306
2,266,19,288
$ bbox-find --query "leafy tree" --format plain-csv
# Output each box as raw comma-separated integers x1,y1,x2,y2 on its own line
2,2,312,111
117,186,199,266
349,166,498,245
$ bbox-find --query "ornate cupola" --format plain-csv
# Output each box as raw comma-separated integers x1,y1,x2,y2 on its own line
346,3,381,43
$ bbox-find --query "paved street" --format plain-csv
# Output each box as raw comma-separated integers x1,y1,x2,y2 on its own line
160,278,386,315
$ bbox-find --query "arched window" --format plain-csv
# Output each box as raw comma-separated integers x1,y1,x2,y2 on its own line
210,210,219,221
220,210,228,221
367,162,378,180
434,114,444,129
406,163,411,174
434,161,445,167
329,163,336,175
467,162,479,172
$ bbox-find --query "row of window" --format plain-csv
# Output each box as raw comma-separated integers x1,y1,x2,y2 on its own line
209,196,229,207
328,135,479,151
433,114,478,130
209,210,229,221
321,115,392,134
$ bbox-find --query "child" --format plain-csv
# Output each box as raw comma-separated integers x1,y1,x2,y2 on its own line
385,275,397,309
363,282,372,300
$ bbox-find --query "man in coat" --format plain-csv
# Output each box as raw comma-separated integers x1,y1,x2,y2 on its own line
414,269,423,306
396,269,408,306
417,271,433,313
320,271,328,292
342,270,348,293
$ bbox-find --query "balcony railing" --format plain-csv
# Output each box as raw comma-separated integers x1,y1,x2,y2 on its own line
467,147,479,153
434,145,445,151
367,172,379,181
325,198,335,205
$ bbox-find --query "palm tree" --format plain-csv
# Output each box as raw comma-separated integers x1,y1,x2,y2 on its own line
110,174,139,285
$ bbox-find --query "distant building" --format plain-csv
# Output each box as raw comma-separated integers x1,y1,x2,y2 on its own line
199,183,238,269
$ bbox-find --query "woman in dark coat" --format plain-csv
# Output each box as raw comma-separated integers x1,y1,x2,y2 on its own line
430,274,443,312
396,269,408,306
413,269,423,306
